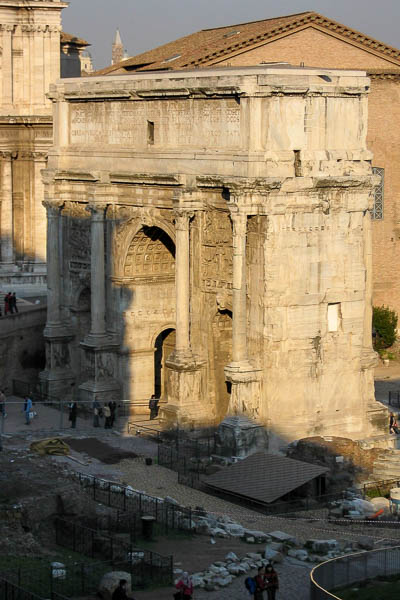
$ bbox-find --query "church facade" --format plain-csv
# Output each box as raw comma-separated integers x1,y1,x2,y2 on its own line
41,65,386,442
0,0,87,292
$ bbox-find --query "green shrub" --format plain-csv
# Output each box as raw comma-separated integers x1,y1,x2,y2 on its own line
373,305,398,350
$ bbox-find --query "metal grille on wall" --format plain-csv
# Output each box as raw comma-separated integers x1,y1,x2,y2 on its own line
372,167,384,220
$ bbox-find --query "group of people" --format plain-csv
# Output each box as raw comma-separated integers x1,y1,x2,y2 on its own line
93,400,117,429
251,565,279,600
173,566,279,600
2,292,18,316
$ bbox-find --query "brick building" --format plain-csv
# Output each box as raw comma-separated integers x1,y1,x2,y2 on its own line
98,12,400,317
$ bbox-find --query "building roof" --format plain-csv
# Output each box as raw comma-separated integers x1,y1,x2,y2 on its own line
61,31,90,48
94,11,400,76
203,452,328,504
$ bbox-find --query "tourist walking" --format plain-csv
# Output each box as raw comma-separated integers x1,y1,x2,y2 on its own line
93,401,100,427
264,564,279,600
103,403,111,429
109,400,117,427
174,572,193,599
10,292,18,314
68,401,77,429
24,396,33,425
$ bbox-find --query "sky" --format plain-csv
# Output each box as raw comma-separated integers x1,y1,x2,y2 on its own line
61,0,400,70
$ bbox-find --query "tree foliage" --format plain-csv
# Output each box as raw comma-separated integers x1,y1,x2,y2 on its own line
373,305,398,350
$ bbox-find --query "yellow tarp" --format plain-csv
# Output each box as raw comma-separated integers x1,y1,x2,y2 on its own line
30,438,70,456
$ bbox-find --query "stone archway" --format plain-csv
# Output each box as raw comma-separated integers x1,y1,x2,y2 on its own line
154,328,176,398
121,225,176,413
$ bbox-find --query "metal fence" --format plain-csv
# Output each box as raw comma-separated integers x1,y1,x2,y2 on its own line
0,579,49,600
388,391,400,407
54,517,173,588
310,545,400,599
76,472,195,534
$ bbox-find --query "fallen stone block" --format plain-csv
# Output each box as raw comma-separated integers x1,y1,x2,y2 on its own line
225,551,239,562
268,531,295,543
305,539,339,553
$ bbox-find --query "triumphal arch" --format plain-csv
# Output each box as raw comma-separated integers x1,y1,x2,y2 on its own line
40,65,385,442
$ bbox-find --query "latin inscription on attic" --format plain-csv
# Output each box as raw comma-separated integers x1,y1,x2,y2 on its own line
70,99,241,148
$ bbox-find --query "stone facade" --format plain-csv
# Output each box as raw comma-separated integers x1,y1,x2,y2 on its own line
102,12,400,318
0,1,87,293
41,65,386,443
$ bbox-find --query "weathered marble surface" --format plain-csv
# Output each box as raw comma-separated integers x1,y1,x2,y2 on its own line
41,65,386,443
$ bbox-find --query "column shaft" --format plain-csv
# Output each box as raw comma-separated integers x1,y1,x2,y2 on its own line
44,201,62,325
231,212,248,363
174,209,192,354
1,154,14,265
89,205,106,337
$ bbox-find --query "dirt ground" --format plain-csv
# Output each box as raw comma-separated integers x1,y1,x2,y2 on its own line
1,362,400,600
63,437,138,464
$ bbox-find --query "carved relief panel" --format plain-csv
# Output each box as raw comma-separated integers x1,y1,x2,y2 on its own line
202,209,233,292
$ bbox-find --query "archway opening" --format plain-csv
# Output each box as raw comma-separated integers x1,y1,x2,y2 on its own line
154,328,175,398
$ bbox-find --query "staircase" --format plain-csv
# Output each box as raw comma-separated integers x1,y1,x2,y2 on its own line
373,448,400,479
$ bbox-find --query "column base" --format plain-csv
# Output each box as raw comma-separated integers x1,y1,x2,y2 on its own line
81,333,117,348
39,369,76,401
216,414,268,458
161,355,209,427
79,344,121,404
44,324,73,339
224,362,262,419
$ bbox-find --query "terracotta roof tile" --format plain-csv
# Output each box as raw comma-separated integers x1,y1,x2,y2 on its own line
94,11,400,77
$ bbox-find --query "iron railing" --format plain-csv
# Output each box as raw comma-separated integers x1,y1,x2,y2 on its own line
388,391,400,407
54,517,173,587
0,579,47,600
310,545,400,599
76,472,195,535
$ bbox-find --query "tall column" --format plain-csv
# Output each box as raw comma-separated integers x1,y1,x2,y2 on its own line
43,200,63,330
0,152,14,266
174,208,193,359
230,212,248,364
87,203,107,340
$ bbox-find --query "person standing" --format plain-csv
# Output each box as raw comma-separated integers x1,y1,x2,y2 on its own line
24,396,33,425
254,566,266,600
112,579,135,600
149,395,159,420
264,564,279,600
68,401,77,429
103,403,111,429
4,293,10,316
175,572,193,599
93,401,100,427
0,390,6,417
109,400,117,427
11,293,18,314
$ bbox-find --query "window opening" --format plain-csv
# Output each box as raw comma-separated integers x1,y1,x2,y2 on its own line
147,120,154,145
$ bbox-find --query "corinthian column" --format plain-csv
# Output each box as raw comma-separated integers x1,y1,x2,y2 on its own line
87,203,107,341
1,152,14,266
173,208,194,359
230,212,248,364
43,199,64,331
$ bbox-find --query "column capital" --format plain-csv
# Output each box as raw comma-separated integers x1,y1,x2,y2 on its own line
86,202,106,221
173,208,194,231
42,199,64,216
0,151,12,161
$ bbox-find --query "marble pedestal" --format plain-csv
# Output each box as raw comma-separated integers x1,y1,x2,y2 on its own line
216,414,268,458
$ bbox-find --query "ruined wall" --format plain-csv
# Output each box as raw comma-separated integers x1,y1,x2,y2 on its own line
0,307,46,391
